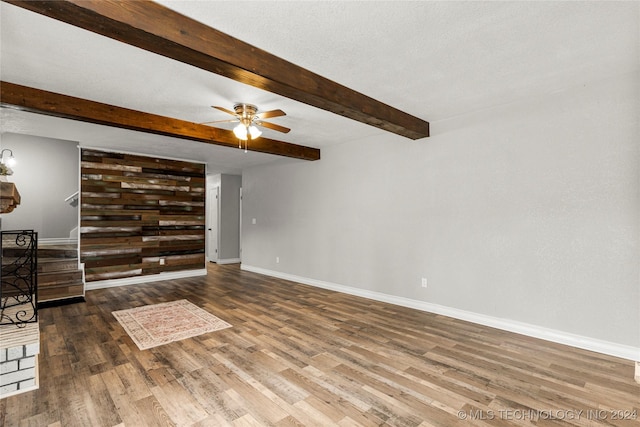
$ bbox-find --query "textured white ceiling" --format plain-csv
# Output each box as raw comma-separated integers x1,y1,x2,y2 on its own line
1,1,638,173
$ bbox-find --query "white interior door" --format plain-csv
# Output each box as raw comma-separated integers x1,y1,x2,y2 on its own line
208,187,219,262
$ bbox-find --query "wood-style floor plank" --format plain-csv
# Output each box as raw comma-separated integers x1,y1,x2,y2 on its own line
1,263,638,426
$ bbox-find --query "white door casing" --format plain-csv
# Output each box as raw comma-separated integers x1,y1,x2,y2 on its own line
208,187,219,262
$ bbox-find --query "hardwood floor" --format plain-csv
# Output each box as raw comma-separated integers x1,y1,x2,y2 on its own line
2,263,638,426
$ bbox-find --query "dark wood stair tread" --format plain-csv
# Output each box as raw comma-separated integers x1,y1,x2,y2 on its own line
38,270,83,285
38,258,79,273
38,244,84,302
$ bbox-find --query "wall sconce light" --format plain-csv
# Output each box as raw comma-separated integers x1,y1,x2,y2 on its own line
0,149,16,167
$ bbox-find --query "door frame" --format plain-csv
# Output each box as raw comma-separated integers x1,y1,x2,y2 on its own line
207,186,219,262
239,186,243,262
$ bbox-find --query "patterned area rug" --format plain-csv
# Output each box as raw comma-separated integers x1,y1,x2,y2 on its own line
112,299,231,350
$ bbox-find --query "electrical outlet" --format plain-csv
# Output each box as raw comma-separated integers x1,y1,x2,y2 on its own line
159,258,165,265
276,256,280,264
421,277,427,288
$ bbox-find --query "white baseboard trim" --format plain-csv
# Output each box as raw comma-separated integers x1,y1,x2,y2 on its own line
241,265,640,362
217,258,241,265
85,268,207,291
39,238,78,246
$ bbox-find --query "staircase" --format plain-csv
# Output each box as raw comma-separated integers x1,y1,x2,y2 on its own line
37,244,84,304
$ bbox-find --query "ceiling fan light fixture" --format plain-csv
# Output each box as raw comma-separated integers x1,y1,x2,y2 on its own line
209,103,288,144
233,123,248,140
248,125,262,139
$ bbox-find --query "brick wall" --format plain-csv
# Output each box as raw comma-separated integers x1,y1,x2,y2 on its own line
0,342,39,398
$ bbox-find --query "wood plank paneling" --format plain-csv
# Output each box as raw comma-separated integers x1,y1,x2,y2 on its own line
80,149,205,281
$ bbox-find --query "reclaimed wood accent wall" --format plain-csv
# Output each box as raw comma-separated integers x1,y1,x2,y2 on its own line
80,149,205,282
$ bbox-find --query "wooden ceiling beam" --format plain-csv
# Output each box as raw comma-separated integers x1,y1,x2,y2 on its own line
4,0,429,140
0,81,320,161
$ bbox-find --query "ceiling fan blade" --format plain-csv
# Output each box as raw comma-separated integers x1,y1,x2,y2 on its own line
212,106,237,116
256,109,286,119
255,120,291,134
200,119,239,125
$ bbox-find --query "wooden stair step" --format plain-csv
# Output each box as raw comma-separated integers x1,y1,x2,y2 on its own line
38,270,83,285
1,286,35,299
2,263,30,276
38,258,79,273
3,245,77,258
38,280,84,302
1,248,37,258
37,247,78,258
4,243,84,304
38,244,76,250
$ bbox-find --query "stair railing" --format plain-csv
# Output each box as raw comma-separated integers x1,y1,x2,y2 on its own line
0,230,38,327
64,191,79,207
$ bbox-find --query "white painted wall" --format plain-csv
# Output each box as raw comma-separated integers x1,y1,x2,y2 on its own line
241,72,639,351
1,133,79,238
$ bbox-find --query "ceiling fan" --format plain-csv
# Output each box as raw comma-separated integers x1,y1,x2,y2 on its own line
202,103,291,141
